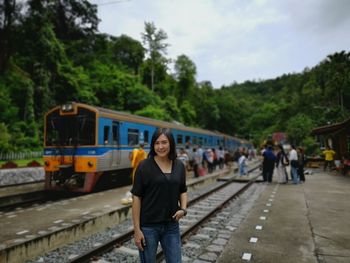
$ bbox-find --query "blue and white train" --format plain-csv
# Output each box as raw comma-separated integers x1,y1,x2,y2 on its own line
43,102,251,192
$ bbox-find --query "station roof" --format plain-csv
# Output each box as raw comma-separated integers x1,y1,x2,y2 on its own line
311,117,350,135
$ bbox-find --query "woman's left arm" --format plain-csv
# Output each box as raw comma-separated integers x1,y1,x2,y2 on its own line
172,192,188,221
180,192,188,210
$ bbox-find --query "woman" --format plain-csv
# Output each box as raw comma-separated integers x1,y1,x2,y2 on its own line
131,128,188,263
275,144,288,184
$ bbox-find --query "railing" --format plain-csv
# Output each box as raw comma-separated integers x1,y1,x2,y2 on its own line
0,151,43,161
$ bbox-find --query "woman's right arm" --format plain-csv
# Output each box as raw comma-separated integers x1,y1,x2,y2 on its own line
132,195,145,250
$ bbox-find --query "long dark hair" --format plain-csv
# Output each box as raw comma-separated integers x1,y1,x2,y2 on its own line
148,128,177,161
278,144,285,154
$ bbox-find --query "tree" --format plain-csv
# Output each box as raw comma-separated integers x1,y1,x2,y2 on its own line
123,84,161,112
193,81,220,130
0,81,17,124
135,105,170,121
215,91,249,136
111,34,145,75
0,123,11,152
90,63,135,111
47,0,99,41
286,114,314,146
174,54,197,102
323,51,350,114
141,57,169,94
163,95,181,122
247,102,279,133
0,0,21,72
179,100,196,126
141,21,169,91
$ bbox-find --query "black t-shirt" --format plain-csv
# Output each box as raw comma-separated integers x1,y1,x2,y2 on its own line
131,157,187,226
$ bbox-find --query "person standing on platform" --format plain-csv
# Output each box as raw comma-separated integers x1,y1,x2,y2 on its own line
262,145,276,183
131,128,187,263
260,144,267,178
322,146,336,171
177,148,189,172
275,144,288,184
193,147,205,177
205,148,214,173
121,143,148,205
218,146,225,169
130,143,147,183
238,153,247,176
289,145,299,184
197,145,204,166
297,147,306,182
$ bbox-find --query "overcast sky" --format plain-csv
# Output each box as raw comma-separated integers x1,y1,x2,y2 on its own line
92,0,350,88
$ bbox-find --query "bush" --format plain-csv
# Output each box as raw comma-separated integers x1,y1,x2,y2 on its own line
302,136,318,156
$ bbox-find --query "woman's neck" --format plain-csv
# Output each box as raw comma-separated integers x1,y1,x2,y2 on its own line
154,155,170,163
154,155,172,173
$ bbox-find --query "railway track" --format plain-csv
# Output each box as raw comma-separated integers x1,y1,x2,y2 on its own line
0,171,132,211
0,184,84,211
0,181,46,210
67,168,261,263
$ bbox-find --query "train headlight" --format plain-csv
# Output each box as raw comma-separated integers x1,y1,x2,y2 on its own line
45,161,49,166
88,161,94,167
61,103,74,112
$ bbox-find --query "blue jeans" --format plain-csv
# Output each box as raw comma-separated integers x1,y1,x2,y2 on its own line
239,164,246,176
291,166,299,184
140,221,182,263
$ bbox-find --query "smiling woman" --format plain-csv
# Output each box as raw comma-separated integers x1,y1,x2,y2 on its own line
131,128,188,263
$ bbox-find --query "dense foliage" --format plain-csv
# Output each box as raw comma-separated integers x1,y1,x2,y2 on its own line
1,0,350,154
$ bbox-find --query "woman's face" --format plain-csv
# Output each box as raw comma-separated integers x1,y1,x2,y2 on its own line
154,134,170,158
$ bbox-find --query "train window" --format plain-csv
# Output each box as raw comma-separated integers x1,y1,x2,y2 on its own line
112,123,119,145
144,130,149,144
185,136,191,144
77,108,95,145
45,108,96,146
199,137,203,145
128,128,139,146
104,126,110,144
177,134,183,144
193,136,198,145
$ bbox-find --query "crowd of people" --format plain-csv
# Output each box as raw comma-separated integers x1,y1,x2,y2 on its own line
261,143,307,185
260,143,349,185
177,145,228,177
128,140,347,189
176,145,257,178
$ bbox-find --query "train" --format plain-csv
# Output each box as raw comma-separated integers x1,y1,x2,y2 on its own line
43,102,252,192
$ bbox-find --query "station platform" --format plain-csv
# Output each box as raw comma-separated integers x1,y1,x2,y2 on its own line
218,169,350,263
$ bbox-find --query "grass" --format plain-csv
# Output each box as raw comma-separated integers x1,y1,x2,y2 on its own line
0,157,44,167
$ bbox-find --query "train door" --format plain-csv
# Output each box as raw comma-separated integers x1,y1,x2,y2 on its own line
111,121,121,166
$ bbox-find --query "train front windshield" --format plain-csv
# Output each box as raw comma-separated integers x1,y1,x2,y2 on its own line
45,108,96,146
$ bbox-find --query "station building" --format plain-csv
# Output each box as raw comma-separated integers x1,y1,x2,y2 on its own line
311,117,350,160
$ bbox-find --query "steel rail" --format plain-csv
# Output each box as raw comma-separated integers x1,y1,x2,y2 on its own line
0,180,44,189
